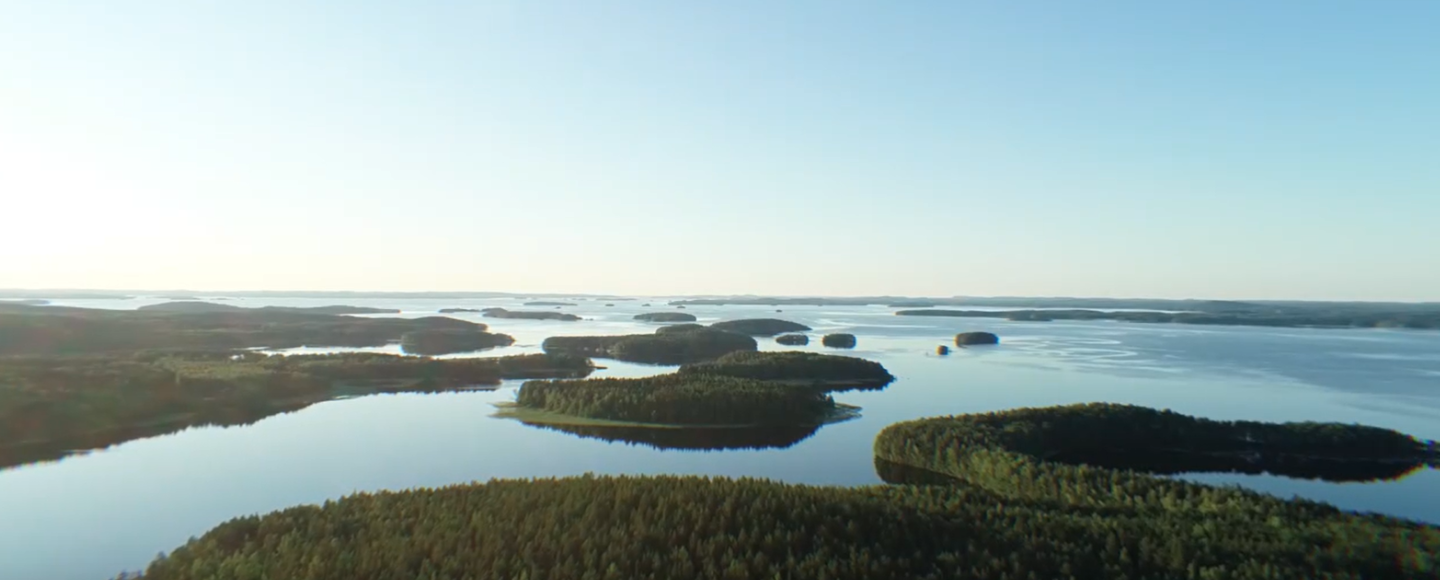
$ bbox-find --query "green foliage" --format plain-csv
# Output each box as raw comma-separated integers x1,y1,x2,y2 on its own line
821,333,857,348
0,304,479,355
774,333,809,345
515,374,837,426
543,329,757,364
0,352,592,469
481,308,581,321
866,404,1440,578
131,472,1440,580
633,312,698,322
655,323,706,334
709,318,812,336
954,332,999,346
399,329,515,355
679,351,892,390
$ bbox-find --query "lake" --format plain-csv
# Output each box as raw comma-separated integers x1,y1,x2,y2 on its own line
2,297,1438,580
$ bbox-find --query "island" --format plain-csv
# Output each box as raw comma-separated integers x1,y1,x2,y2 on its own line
654,323,706,334
504,374,846,427
523,301,576,307
821,333,857,348
437,307,483,313
708,318,812,336
0,352,593,470
774,333,808,346
138,301,403,315
135,412,1438,580
875,403,1438,489
954,331,999,345
897,307,1440,330
679,351,893,391
542,328,757,364
633,312,698,323
399,328,516,355
0,302,479,354
481,308,582,321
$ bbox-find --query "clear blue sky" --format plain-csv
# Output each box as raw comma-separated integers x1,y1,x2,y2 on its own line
2,2,1436,300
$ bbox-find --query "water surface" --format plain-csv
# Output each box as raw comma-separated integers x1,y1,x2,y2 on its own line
3,297,1438,579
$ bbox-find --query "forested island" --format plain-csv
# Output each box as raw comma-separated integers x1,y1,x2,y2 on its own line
821,333,857,348
437,307,482,313
507,374,846,427
633,312,698,322
955,331,999,345
522,301,576,307
774,333,808,345
0,352,592,470
679,351,893,391
481,308,582,321
398,328,515,355
897,308,1440,330
542,327,757,365
874,403,1438,488
709,318,811,336
138,301,401,315
0,302,477,354
133,403,1439,579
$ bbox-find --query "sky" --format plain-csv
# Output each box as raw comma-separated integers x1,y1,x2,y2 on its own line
1,2,1436,300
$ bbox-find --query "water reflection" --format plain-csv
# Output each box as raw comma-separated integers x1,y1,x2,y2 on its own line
516,422,831,451
1046,448,1433,483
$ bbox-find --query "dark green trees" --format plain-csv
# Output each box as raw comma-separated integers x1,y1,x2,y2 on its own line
821,333,857,348
709,318,811,336
775,333,809,346
954,331,999,346
679,351,893,390
543,329,757,364
399,329,515,355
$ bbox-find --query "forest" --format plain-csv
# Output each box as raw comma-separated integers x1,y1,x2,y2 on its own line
896,307,1440,330
542,328,758,364
709,318,812,336
513,374,840,426
0,352,593,470
0,302,479,355
399,328,516,355
481,308,582,321
128,458,1439,579
633,312,698,322
678,351,893,390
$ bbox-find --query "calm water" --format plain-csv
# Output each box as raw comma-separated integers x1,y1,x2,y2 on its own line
3,297,1439,579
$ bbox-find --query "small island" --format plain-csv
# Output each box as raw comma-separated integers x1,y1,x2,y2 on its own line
400,328,516,355
482,308,582,321
542,328,757,364
821,333,857,348
523,301,576,307
774,333,808,346
955,331,999,346
438,307,483,313
709,318,812,336
633,312,698,323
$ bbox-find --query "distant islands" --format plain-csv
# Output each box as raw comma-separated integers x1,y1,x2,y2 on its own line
954,331,1000,345
400,328,515,355
138,301,402,315
633,312,697,323
481,308,582,321
821,333,857,348
897,307,1440,330
774,333,808,346
543,327,757,365
709,318,811,336
437,307,483,313
501,352,893,429
523,301,576,307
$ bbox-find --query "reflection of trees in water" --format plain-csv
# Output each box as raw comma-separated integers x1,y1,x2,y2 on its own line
0,400,315,471
873,451,1429,486
1045,448,1430,483
522,422,826,451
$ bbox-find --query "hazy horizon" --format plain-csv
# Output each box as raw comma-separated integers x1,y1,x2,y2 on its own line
4,2,1437,301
